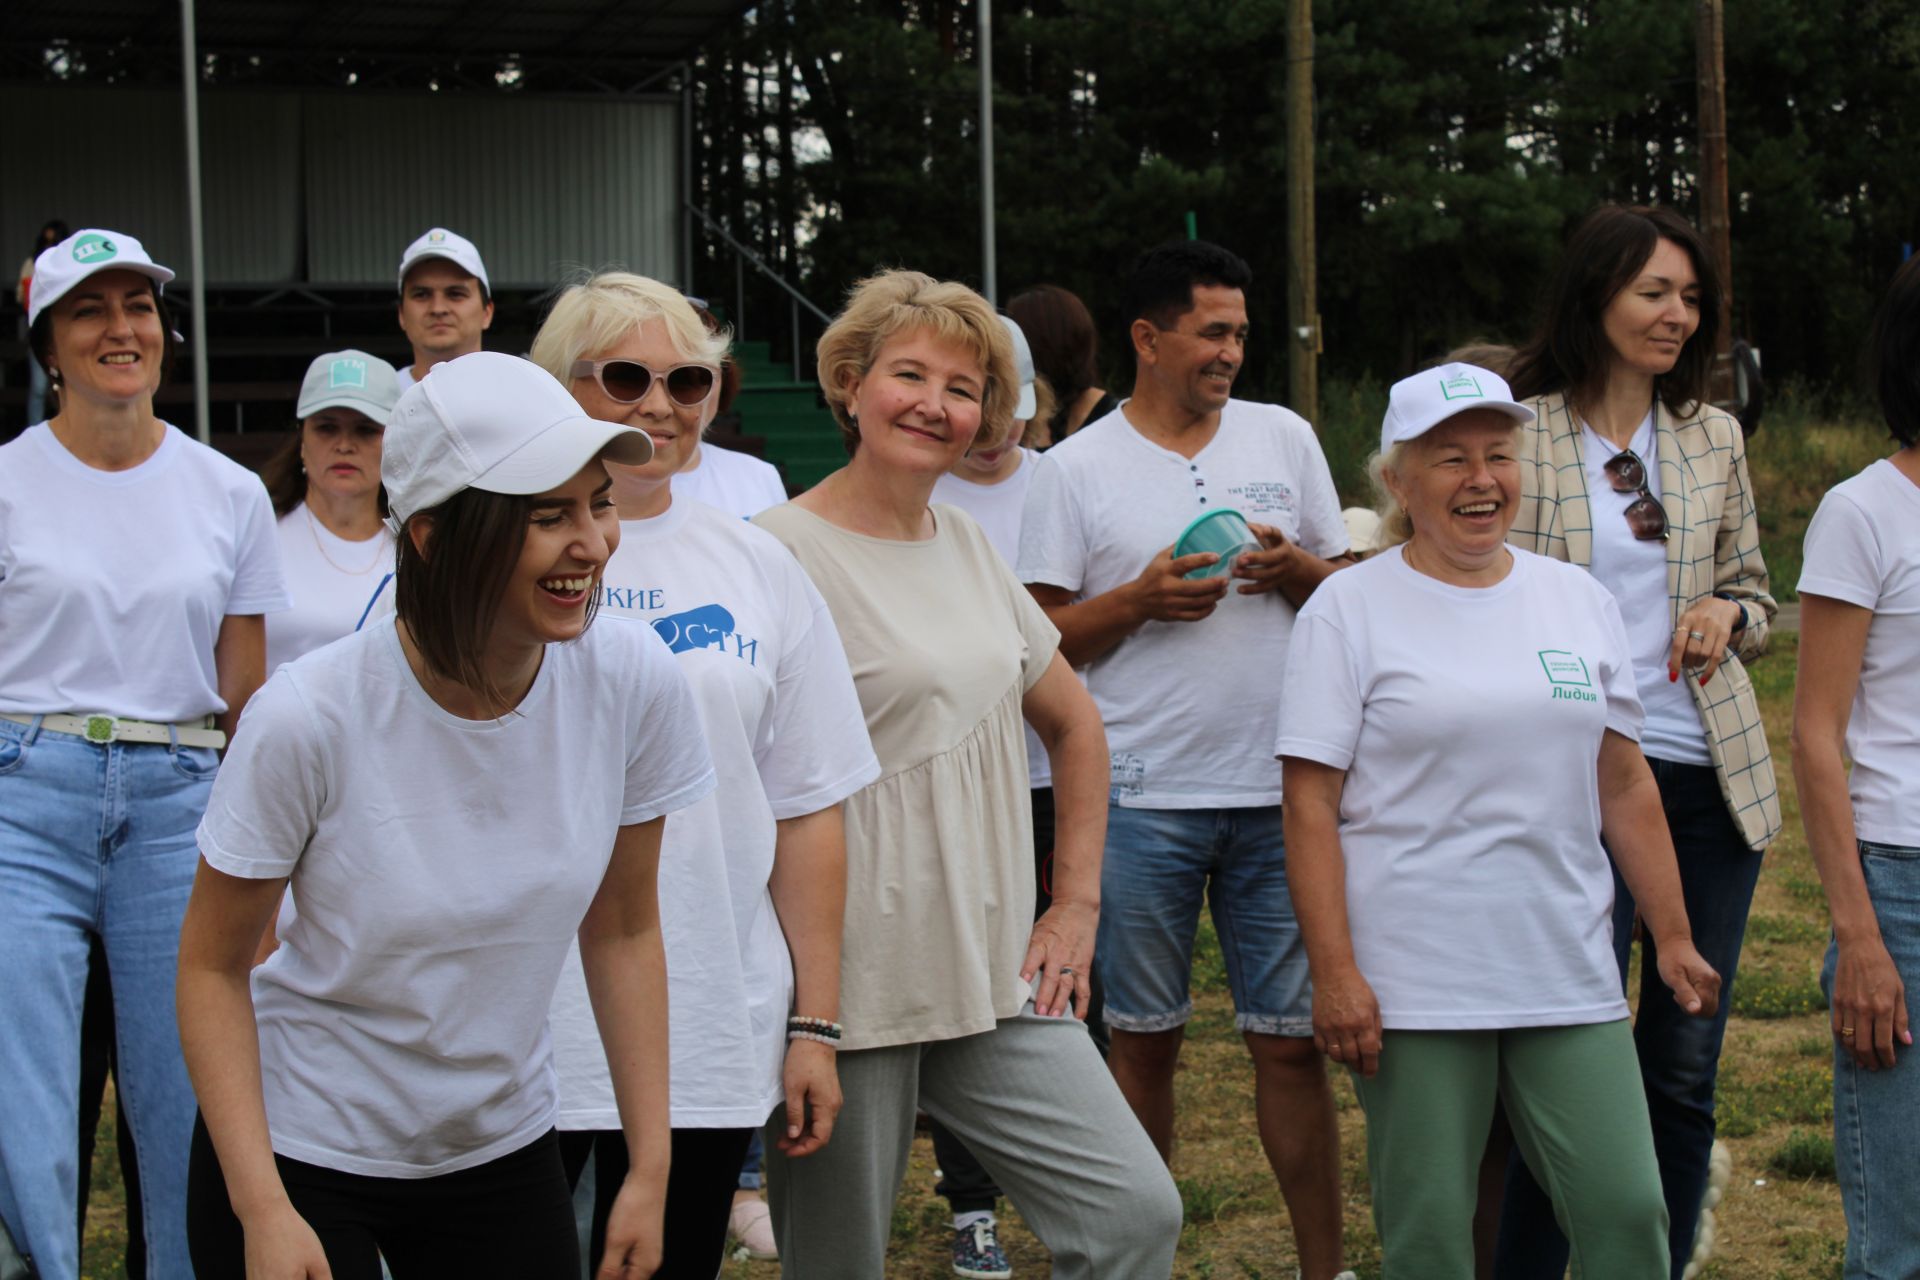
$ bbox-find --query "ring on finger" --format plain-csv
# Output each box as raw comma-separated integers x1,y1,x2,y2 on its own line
1842,1026,1856,1037
1688,631,1707,641
1059,966,1076,977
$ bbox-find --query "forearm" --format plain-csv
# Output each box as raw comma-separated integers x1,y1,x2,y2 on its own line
1043,710,1109,908
177,963,287,1219
214,614,267,743
1280,787,1359,977
581,927,672,1181
1039,587,1143,668
769,808,847,1022
1793,733,1879,943
1600,762,1693,945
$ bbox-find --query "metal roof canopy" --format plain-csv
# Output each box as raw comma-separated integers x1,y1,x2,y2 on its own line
4,0,748,442
1,0,750,94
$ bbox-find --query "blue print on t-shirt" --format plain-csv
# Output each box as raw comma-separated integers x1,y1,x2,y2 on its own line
652,603,759,666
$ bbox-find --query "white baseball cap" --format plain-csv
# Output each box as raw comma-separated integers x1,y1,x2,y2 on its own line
297,350,402,423
28,229,175,328
999,314,1039,420
381,351,653,529
398,227,490,294
1380,362,1535,453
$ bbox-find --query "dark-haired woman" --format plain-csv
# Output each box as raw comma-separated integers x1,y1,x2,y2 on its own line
262,350,400,674
0,228,288,1279
1793,253,1920,1280
176,351,715,1279
1005,284,1117,446
1498,205,1779,1280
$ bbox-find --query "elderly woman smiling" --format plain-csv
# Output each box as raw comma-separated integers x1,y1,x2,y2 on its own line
1276,363,1721,1278
752,270,1182,1278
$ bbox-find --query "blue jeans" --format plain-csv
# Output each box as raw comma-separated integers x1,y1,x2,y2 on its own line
1823,840,1920,1280
1097,804,1312,1037
0,717,216,1279
1496,758,1764,1280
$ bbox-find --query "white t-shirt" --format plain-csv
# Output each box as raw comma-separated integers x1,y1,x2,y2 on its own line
932,449,1055,789
550,499,879,1129
1798,458,1920,846
0,423,289,721
393,364,417,394
672,443,788,519
1018,401,1349,808
197,616,716,1178
266,503,396,673
1579,415,1711,765
1276,547,1642,1029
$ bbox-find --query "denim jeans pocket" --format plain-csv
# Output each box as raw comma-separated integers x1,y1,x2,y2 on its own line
169,744,222,783
0,723,29,776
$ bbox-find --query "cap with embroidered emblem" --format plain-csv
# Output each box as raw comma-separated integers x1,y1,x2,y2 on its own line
28,229,175,328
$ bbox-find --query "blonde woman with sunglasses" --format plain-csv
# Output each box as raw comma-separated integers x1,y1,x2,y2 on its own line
1498,205,1778,1280
530,273,881,1278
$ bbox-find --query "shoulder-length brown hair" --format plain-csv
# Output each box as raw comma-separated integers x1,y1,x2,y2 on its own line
1508,205,1721,419
394,486,586,707
259,421,392,519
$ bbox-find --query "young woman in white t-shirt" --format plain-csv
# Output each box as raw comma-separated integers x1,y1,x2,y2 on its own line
1279,365,1721,1277
1793,254,1920,1278
529,272,877,1277
260,350,402,674
175,352,712,1279
0,228,288,1280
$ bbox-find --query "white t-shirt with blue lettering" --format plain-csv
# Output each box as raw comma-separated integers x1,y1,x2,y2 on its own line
1018,401,1349,808
198,615,715,1177
1276,546,1642,1029
549,498,880,1129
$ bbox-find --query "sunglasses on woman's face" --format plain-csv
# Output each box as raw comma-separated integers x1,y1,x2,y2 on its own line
570,358,717,408
1603,449,1669,541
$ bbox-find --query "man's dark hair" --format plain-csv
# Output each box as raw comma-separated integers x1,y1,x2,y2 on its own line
1507,205,1722,419
1121,240,1253,335
1869,254,1920,447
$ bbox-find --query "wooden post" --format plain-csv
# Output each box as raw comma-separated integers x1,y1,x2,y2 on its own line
1285,0,1319,423
1696,0,1735,404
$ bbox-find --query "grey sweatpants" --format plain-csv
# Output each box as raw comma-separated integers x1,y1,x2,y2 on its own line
765,1003,1182,1279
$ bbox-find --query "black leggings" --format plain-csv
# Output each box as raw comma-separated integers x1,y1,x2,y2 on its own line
559,1126,755,1279
186,1115,578,1279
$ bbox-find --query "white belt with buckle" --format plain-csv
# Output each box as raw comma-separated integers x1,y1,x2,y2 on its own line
0,712,227,750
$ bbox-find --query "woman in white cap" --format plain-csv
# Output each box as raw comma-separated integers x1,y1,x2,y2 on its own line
752,270,1183,1278
0,227,289,1279
175,351,714,1279
1498,205,1777,1279
1277,363,1720,1277
260,350,402,674
529,272,879,1277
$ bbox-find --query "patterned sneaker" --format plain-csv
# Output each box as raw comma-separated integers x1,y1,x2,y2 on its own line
951,1216,1013,1279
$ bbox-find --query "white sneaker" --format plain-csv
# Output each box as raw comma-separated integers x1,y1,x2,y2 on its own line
1681,1140,1732,1279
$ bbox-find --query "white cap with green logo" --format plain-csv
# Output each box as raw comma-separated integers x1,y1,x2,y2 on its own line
28,229,176,329
397,227,490,294
297,349,403,423
1380,361,1535,453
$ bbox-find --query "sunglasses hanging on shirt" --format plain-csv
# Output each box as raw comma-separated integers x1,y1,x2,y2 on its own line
570,358,718,408
1602,448,1669,542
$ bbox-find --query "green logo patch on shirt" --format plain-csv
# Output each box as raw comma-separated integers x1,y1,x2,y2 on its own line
1538,649,1597,703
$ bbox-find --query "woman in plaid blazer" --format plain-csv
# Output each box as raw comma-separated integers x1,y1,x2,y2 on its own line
1495,206,1780,1280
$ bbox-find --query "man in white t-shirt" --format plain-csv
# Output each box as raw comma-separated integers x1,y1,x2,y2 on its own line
1017,240,1354,1280
394,228,493,393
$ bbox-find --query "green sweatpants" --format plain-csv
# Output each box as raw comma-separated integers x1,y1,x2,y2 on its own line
1350,1019,1668,1279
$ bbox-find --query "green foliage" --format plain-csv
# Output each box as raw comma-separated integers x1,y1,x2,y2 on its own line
1769,1128,1838,1180
1717,1062,1832,1138
1733,965,1828,1019
1176,1175,1242,1224
1746,913,1828,948
693,0,1920,403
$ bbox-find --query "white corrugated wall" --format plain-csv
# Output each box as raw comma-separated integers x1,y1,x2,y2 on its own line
2,84,680,290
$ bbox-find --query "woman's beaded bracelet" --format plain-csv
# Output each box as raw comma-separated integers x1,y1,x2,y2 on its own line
787,1016,843,1045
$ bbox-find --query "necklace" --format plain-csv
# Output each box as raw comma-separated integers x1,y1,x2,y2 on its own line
303,503,390,576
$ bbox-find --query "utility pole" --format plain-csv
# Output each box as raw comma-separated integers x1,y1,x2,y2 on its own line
1695,0,1735,404
978,0,996,305
1285,0,1319,423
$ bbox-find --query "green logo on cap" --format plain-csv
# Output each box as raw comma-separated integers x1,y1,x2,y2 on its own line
1439,373,1485,401
71,234,118,265
329,358,368,389
428,230,447,243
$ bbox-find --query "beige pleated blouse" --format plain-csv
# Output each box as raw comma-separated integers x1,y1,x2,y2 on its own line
753,502,1061,1050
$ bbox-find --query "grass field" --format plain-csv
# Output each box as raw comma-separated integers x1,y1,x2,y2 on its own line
79,411,1890,1277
